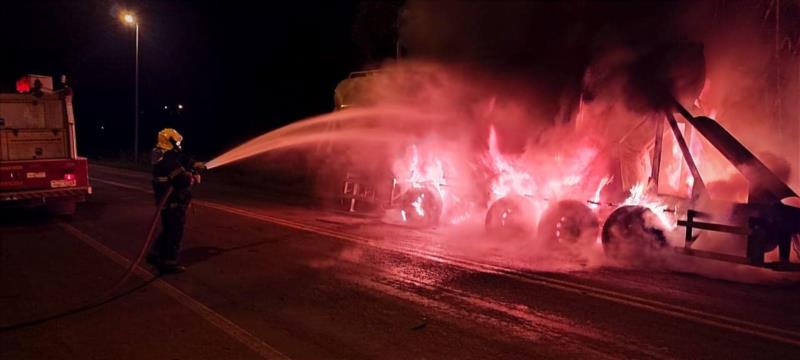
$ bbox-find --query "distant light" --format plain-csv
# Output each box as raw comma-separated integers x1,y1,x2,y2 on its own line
177,104,184,110
123,13,136,24
100,125,105,130
164,105,168,110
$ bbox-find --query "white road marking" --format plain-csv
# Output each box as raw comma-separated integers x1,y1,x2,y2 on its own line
57,221,290,360
90,175,800,347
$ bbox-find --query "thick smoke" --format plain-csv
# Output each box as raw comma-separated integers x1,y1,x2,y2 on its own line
396,1,799,277
400,0,799,189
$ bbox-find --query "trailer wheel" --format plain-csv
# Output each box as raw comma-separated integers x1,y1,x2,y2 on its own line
400,187,442,227
601,205,667,259
485,195,536,236
537,200,599,247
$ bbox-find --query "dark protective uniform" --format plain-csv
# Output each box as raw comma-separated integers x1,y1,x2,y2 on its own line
150,147,196,263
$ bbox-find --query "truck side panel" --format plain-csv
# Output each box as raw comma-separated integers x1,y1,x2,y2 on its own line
0,94,69,161
0,91,90,207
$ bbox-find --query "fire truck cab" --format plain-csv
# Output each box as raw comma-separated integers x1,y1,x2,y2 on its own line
0,75,91,214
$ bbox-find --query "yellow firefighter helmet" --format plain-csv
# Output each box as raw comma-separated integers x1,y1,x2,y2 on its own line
157,128,183,150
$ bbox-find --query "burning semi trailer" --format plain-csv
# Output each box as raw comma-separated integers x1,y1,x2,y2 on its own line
477,57,800,270
482,101,800,270
329,54,800,271
199,2,799,274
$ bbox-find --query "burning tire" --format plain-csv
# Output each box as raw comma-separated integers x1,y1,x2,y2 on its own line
537,200,599,248
400,187,442,227
485,195,537,236
601,205,667,259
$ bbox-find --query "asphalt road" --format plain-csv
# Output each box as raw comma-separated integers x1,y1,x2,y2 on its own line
2,164,800,359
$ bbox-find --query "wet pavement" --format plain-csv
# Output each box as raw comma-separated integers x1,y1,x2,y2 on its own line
2,164,800,359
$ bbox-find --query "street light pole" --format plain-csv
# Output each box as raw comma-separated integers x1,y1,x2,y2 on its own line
122,12,140,162
134,22,139,162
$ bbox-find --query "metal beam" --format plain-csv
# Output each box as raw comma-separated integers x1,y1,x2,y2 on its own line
665,112,707,200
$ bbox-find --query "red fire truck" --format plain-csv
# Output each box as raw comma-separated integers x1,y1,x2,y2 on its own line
0,75,91,214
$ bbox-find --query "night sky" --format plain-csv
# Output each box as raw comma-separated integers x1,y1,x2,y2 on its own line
3,1,796,164
2,1,401,159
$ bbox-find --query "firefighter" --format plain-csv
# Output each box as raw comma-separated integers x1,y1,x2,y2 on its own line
147,128,204,273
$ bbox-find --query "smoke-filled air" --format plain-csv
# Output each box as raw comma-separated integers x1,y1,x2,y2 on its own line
205,0,800,283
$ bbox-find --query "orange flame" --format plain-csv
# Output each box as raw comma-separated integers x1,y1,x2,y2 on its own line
589,175,613,209
484,126,536,202
622,182,676,230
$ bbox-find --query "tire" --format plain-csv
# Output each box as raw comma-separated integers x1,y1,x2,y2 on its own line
601,205,667,260
537,200,599,248
400,187,442,227
485,195,537,236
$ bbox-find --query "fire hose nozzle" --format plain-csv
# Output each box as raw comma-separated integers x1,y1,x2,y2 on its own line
190,162,206,185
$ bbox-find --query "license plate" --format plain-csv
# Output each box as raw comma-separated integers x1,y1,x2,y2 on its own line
50,179,77,188
27,172,46,178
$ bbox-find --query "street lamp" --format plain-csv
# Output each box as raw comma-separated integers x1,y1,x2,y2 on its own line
121,12,140,162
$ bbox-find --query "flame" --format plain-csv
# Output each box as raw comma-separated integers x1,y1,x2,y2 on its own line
655,118,736,198
484,126,536,202
686,128,704,190
589,175,613,209
394,143,467,224
667,124,688,195
483,124,605,213
392,124,609,227
543,146,599,199
404,144,447,193
657,121,700,198
622,181,676,230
